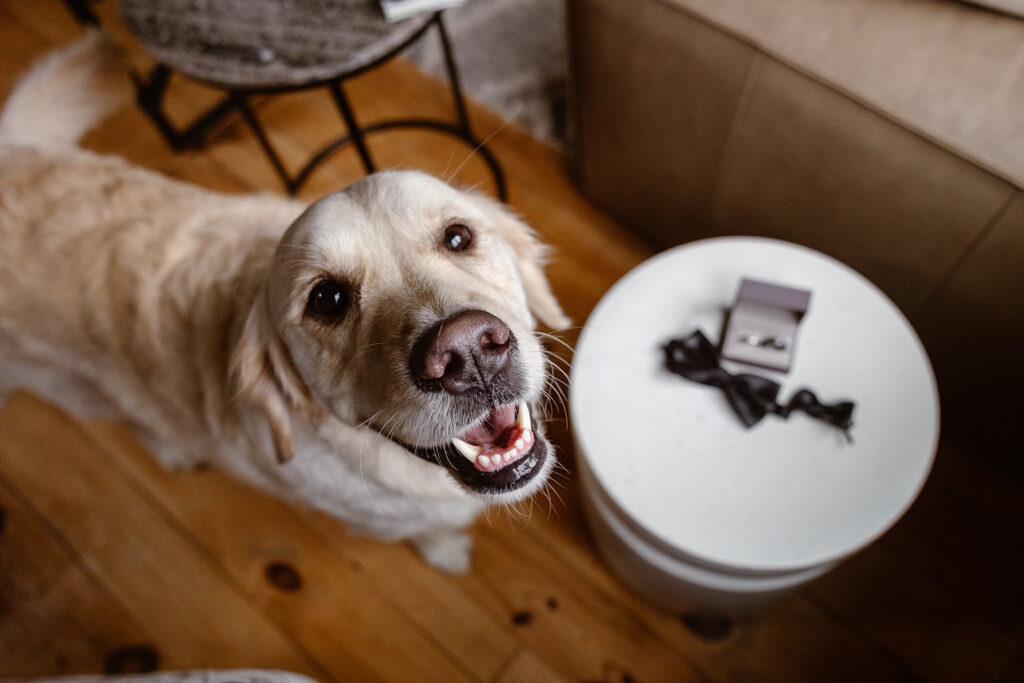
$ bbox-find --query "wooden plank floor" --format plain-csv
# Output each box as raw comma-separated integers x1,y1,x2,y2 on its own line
1,2,1022,681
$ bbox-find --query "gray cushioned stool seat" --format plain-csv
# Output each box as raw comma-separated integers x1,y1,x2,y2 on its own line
119,0,432,89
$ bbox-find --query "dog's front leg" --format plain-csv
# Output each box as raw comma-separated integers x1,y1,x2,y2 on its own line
411,527,474,575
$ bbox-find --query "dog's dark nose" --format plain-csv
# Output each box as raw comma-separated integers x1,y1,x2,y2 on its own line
411,310,513,394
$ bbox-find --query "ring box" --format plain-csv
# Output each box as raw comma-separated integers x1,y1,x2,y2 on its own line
720,278,811,372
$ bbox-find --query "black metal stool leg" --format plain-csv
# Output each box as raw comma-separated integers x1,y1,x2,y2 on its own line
233,93,297,193
61,0,100,26
134,65,181,148
434,14,507,201
134,64,237,152
329,81,376,175
436,14,470,131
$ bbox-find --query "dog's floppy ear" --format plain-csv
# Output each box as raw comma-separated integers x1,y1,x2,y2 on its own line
477,197,570,330
231,289,313,464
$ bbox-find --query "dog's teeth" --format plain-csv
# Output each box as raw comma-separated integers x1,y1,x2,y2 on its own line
478,454,492,468
514,438,525,451
452,437,482,462
516,400,532,431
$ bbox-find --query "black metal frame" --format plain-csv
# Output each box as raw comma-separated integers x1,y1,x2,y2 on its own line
63,2,506,199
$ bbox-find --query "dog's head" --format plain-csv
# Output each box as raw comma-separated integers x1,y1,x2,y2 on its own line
232,171,569,503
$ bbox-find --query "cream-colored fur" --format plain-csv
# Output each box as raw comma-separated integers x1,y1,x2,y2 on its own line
0,34,568,574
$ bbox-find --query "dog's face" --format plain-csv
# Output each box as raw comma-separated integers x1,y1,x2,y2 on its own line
233,171,568,502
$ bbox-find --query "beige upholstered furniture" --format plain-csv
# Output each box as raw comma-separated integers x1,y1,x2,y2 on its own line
568,0,1023,452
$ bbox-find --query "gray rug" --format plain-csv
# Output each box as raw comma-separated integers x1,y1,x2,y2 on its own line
407,0,567,145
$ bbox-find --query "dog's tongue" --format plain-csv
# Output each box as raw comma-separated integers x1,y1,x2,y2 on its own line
461,404,516,447
451,402,535,473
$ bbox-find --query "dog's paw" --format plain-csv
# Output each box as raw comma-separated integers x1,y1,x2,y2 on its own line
412,529,473,575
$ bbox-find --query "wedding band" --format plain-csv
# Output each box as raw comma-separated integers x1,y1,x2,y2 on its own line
741,335,787,350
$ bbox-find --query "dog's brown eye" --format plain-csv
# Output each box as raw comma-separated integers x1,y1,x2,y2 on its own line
306,280,349,322
443,224,473,252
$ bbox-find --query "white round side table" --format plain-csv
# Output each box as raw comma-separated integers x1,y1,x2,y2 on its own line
570,237,939,614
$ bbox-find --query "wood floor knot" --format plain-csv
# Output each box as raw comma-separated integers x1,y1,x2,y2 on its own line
265,560,303,592
104,644,160,674
681,613,734,642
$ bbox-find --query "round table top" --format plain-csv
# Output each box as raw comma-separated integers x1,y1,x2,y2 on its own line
570,237,940,573
118,0,433,89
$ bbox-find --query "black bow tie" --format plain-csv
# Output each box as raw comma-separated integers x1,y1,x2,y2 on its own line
664,330,855,438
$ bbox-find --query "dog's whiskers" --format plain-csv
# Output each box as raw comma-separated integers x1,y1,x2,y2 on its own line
355,409,386,431
439,146,458,186
536,330,576,355
445,110,517,190
348,341,388,365
459,177,490,195
358,442,385,514
546,374,571,396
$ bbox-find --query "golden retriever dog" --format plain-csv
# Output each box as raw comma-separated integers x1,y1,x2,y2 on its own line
0,34,569,573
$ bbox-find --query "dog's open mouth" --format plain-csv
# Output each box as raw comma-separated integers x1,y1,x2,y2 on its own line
403,401,549,496
452,400,534,472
